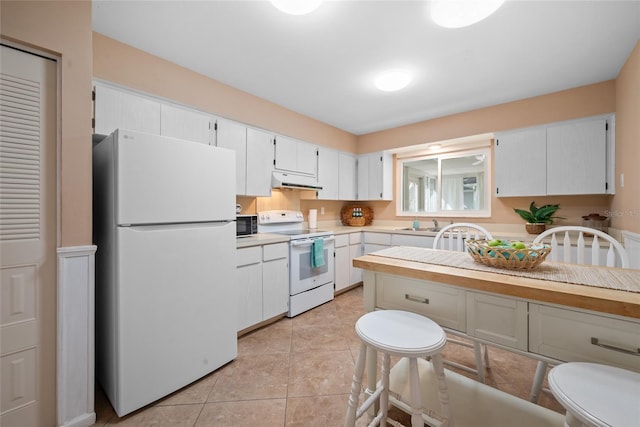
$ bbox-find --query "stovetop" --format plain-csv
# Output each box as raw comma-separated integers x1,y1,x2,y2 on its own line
257,210,333,240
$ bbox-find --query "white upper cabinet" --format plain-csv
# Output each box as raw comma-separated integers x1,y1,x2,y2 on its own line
338,152,357,201
94,82,214,145
274,135,317,176
160,104,213,144
216,118,248,195
546,118,608,195
317,147,339,200
494,127,547,197
246,127,274,197
494,115,614,197
94,83,161,136
357,151,393,200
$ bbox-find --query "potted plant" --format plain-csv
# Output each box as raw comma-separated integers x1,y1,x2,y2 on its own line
514,201,564,234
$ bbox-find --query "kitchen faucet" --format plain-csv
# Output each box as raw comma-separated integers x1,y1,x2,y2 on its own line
432,219,439,229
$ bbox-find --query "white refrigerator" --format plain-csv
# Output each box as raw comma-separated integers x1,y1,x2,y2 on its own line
93,129,237,417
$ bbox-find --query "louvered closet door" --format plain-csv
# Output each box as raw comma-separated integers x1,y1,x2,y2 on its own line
0,45,57,427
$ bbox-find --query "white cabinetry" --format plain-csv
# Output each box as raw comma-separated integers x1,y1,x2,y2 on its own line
375,274,467,331
494,115,613,197
357,151,393,200
363,232,392,254
94,84,161,136
246,128,275,197
467,292,528,351
236,243,289,332
261,243,289,320
94,83,214,144
274,135,317,176
546,118,608,195
391,234,434,248
349,233,363,285
494,127,546,197
339,153,357,201
216,119,273,197
529,304,640,372
317,147,339,200
160,103,212,144
216,118,247,195
334,233,363,293
236,246,263,331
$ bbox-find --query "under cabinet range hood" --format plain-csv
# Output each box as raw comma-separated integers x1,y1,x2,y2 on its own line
271,171,323,191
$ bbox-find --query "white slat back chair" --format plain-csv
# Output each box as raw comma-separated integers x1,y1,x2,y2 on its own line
433,223,494,383
529,225,630,403
532,226,629,268
433,223,494,252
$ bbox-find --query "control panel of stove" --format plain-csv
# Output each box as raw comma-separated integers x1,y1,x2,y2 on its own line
258,210,304,225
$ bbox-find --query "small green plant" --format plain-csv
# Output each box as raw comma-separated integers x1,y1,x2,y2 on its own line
513,201,564,224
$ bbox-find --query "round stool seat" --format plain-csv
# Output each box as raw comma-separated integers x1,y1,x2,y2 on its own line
356,310,447,357
548,362,640,427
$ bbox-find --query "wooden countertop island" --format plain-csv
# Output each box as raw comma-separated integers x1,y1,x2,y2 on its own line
353,247,640,319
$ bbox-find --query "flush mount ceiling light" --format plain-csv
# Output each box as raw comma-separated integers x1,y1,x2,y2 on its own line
269,0,323,15
374,69,412,92
430,0,506,28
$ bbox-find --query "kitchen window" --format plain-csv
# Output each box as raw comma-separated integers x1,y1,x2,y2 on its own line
397,144,491,218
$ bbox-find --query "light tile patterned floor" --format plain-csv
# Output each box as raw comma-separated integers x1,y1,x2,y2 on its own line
92,285,563,426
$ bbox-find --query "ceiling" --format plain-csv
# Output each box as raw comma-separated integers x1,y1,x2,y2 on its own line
92,1,640,135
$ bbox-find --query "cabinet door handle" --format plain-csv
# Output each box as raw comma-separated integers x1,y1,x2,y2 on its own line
590,337,640,356
405,294,429,304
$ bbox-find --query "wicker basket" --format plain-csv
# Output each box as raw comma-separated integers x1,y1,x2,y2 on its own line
465,239,552,270
340,205,373,226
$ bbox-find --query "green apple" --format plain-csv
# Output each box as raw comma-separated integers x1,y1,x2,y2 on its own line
510,241,526,249
487,239,503,247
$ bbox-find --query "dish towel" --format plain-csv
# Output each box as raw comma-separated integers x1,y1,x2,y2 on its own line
311,238,325,268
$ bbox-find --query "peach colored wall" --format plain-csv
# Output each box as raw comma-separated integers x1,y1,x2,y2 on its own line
611,41,640,234
92,33,357,153
358,82,619,226
357,81,616,153
1,1,93,246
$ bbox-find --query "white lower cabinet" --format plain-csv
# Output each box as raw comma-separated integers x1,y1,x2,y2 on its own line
391,234,434,248
363,232,392,254
334,233,363,293
529,303,640,372
236,243,289,332
375,274,466,331
236,247,263,331
467,292,528,351
349,233,363,285
262,243,289,319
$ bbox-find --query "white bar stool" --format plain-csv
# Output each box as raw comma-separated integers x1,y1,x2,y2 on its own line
344,310,454,427
548,362,640,427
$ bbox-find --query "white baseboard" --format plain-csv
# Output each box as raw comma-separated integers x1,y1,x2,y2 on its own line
57,245,97,427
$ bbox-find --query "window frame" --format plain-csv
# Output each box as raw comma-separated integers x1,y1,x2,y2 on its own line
395,145,492,218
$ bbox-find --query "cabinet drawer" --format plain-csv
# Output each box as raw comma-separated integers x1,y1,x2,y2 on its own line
237,246,261,267
349,233,362,245
364,232,391,245
375,274,466,331
467,292,528,351
334,234,349,248
391,234,434,248
529,304,640,372
263,243,288,261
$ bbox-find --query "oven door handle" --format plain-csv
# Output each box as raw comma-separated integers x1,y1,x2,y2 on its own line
290,236,335,247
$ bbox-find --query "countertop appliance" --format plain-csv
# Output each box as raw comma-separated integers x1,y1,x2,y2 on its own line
93,129,237,416
258,210,334,317
236,214,258,237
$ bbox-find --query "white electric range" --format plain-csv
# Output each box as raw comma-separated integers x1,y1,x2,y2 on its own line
258,210,335,317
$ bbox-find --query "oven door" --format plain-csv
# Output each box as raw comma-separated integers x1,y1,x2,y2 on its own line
289,236,335,295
